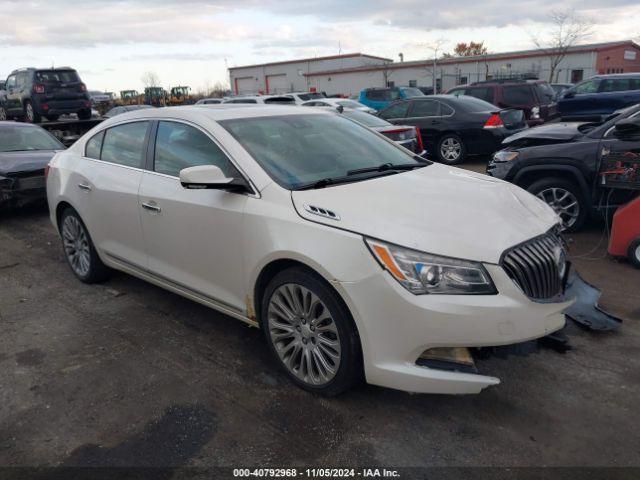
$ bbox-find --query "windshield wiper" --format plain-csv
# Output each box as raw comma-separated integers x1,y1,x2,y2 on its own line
346,162,425,176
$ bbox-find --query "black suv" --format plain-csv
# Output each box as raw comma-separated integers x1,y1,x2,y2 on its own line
447,79,559,126
488,104,640,232
1,68,92,123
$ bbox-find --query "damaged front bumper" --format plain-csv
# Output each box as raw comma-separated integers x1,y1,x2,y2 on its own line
0,173,47,207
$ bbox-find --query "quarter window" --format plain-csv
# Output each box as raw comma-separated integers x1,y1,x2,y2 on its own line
85,130,105,159
153,121,237,178
101,121,149,168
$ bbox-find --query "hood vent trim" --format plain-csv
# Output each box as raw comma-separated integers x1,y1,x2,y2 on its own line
303,204,341,221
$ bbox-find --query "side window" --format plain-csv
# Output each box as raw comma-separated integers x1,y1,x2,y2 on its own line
441,103,454,116
85,130,105,159
379,102,410,119
410,100,440,117
600,79,633,93
574,80,600,94
6,75,16,89
101,121,149,168
16,73,27,88
466,87,494,103
154,121,237,178
449,88,465,97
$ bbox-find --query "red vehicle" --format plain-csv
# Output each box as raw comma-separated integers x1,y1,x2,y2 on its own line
447,79,558,126
608,196,640,268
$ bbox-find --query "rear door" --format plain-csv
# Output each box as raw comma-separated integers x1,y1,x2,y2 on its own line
73,121,150,269
403,99,445,149
35,70,85,101
598,78,639,112
138,120,249,311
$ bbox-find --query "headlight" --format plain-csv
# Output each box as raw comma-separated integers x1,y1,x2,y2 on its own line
365,239,497,295
493,151,519,163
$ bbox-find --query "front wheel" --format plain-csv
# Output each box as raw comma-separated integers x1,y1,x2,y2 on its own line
261,267,362,396
77,108,92,120
59,208,110,283
0,105,7,121
436,134,466,165
527,178,587,232
629,238,640,269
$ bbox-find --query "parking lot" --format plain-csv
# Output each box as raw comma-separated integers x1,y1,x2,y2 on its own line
1,158,638,474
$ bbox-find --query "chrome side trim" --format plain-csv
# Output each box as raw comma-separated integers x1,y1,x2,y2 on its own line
103,252,258,328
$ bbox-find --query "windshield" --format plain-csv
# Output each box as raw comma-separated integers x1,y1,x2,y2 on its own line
0,126,64,152
400,87,424,98
535,83,556,102
341,110,390,127
337,100,364,109
456,96,498,112
35,70,80,84
220,114,425,190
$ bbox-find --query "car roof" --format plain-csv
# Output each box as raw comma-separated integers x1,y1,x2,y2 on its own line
592,73,640,79
96,105,329,125
0,120,44,129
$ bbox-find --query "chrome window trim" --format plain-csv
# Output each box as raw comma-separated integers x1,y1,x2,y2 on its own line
604,110,640,138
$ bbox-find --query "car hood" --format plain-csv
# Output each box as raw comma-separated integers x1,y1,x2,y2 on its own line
503,122,584,145
291,164,559,264
0,150,59,176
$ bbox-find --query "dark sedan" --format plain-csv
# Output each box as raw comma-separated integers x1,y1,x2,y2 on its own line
0,122,65,208
377,95,526,164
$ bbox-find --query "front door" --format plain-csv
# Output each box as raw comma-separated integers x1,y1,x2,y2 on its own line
138,120,248,311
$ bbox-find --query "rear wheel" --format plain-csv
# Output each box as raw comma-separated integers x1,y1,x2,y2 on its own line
629,238,640,269
0,105,7,121
436,134,466,165
23,101,41,123
527,178,587,232
59,208,110,283
261,267,362,396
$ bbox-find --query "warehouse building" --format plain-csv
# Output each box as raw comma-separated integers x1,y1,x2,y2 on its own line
229,40,640,96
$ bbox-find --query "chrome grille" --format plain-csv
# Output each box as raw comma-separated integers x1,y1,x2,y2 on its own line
501,232,567,300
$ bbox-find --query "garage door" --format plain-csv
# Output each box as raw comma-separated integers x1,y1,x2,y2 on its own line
234,76,255,95
266,74,289,94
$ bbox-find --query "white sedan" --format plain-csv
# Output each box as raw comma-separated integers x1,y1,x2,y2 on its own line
301,98,376,113
47,105,571,396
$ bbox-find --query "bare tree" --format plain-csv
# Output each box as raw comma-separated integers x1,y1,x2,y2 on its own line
423,39,447,93
141,71,161,88
531,10,594,82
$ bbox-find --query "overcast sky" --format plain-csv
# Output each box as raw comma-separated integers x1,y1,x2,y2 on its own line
0,0,638,93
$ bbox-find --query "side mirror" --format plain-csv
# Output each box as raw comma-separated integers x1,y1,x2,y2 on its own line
613,119,640,138
179,165,249,192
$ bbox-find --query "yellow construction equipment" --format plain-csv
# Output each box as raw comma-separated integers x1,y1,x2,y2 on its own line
118,90,141,106
167,86,193,106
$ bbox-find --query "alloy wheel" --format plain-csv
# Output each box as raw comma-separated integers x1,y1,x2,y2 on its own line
440,137,461,162
0,107,6,121
61,215,92,277
25,103,34,123
267,283,341,386
537,187,580,229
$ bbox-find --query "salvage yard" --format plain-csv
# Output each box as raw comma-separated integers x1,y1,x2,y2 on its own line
1,160,639,472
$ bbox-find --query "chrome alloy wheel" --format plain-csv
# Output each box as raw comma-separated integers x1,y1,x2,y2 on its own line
537,187,580,229
440,137,462,162
61,215,91,277
267,283,341,386
25,103,35,122
0,107,6,121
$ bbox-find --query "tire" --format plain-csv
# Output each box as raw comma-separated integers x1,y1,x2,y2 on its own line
260,266,362,396
628,238,640,269
23,101,41,123
0,105,7,121
59,208,110,283
45,115,60,122
77,108,92,120
436,134,466,165
527,177,588,232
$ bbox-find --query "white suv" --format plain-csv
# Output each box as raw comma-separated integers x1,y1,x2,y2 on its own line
46,105,572,396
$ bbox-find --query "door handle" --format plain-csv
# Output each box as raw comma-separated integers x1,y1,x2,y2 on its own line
141,201,161,213
77,183,92,192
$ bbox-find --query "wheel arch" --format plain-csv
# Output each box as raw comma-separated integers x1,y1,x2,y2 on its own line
512,164,591,206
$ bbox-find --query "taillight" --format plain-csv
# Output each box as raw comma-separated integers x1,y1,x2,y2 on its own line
484,113,504,129
79,83,87,92
415,127,424,152
41,103,50,111
385,128,414,140
33,84,45,94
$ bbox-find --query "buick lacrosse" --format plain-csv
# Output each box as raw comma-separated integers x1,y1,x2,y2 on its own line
47,105,572,395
